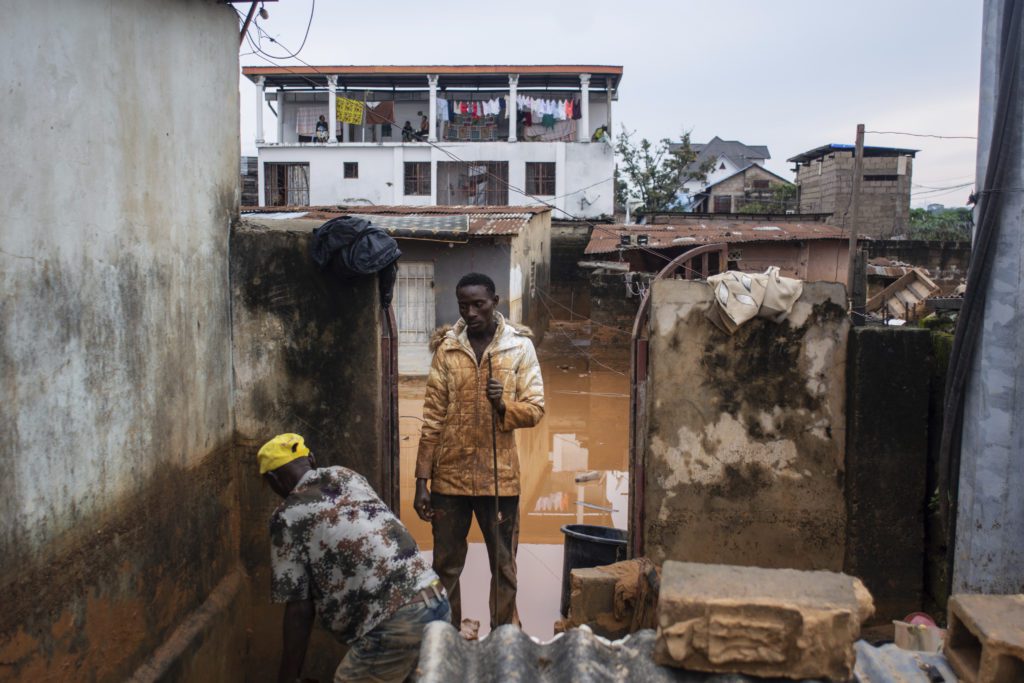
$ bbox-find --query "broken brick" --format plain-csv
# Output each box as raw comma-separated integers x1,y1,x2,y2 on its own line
653,561,874,680
946,594,1024,683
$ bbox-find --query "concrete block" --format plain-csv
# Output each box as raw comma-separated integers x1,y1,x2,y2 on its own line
565,559,660,640
946,595,1024,683
654,561,874,680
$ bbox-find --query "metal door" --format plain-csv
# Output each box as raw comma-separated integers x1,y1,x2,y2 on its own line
396,262,435,344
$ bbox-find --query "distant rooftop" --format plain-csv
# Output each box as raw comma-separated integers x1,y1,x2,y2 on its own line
241,65,623,90
788,143,919,164
241,205,550,237
669,136,771,174
585,218,848,255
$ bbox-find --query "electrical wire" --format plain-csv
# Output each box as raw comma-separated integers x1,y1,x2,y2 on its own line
866,130,977,140
239,34,709,281
535,287,632,336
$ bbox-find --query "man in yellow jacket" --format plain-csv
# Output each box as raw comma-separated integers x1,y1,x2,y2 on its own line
414,272,545,629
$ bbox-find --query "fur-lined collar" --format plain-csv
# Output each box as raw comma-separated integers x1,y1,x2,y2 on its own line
428,313,533,352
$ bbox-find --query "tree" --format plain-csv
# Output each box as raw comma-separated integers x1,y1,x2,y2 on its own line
615,127,714,213
907,207,973,241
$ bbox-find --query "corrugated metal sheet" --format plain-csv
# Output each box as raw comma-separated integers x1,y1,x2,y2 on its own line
417,623,957,682
585,221,847,255
240,205,549,236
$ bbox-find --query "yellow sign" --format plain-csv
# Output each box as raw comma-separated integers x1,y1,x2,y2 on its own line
336,97,364,125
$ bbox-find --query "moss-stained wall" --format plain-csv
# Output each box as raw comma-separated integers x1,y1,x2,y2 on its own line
639,281,849,570
230,222,388,681
0,2,242,679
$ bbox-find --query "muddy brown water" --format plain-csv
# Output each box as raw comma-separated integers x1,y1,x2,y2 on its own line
398,323,631,637
399,324,631,548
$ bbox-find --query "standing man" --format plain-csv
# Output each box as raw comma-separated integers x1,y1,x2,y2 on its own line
413,273,545,629
258,433,449,683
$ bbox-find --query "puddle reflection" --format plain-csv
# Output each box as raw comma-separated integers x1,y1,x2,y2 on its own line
399,342,631,548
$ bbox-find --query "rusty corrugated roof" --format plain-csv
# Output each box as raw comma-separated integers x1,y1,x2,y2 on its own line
241,205,549,236
585,220,848,255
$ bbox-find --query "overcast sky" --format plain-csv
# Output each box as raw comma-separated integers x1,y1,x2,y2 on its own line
238,0,982,208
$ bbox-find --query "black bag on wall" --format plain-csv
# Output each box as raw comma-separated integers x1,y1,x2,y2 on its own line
310,216,402,306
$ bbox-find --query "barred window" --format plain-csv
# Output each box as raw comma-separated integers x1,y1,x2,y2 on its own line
526,162,556,196
404,162,431,196
343,162,359,179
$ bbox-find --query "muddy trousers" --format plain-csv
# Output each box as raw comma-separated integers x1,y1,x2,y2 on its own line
429,493,520,629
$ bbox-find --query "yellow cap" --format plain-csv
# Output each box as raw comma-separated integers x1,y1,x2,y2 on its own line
257,433,310,475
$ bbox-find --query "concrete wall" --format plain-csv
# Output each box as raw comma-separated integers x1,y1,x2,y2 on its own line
637,281,849,570
230,222,390,682
0,1,241,679
549,222,594,319
795,152,913,238
396,237,513,329
845,328,932,621
257,140,614,217
866,239,971,294
508,212,552,336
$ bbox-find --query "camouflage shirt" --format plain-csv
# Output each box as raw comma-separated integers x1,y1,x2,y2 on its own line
269,466,436,643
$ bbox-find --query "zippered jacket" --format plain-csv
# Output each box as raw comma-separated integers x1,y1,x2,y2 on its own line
415,313,545,495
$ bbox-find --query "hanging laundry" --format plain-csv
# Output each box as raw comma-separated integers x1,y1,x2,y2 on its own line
572,97,582,120
541,113,555,129
436,97,449,123
365,101,395,125
336,97,364,125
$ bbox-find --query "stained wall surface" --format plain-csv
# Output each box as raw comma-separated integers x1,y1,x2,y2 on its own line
0,1,241,679
230,223,389,681
639,281,849,570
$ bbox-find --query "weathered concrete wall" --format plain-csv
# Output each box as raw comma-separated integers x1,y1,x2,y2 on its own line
508,212,552,338
0,1,241,679
589,272,650,334
845,328,931,622
639,281,849,570
396,237,512,327
230,222,389,682
549,221,594,319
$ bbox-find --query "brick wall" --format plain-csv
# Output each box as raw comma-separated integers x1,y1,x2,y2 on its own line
796,152,912,238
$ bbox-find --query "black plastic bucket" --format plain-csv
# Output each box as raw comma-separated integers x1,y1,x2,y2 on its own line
559,524,627,617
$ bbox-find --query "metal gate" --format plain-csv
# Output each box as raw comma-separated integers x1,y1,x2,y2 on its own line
396,262,435,345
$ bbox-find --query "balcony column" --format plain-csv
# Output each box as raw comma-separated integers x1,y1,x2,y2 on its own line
578,73,591,142
427,74,439,142
254,75,265,144
508,74,519,142
327,75,338,143
605,76,614,143
276,87,285,143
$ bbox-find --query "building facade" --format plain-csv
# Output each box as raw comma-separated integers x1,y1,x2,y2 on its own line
671,136,772,205
692,164,794,213
242,66,621,219
789,144,917,238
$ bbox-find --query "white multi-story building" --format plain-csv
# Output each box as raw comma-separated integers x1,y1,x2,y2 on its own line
242,65,621,218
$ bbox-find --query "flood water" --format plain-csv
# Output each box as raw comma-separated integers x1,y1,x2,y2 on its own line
398,322,630,638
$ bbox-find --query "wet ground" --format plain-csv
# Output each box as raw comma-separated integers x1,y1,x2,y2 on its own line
399,321,631,638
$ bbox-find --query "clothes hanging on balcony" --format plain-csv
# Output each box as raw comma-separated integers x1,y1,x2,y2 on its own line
365,101,395,126
436,98,449,122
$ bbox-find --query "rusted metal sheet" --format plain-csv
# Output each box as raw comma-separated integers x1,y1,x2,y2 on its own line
586,220,847,255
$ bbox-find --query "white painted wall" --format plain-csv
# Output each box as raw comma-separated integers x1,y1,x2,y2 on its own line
1,1,238,558
258,140,614,217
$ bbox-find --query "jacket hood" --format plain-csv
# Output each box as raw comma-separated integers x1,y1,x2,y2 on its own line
428,314,533,353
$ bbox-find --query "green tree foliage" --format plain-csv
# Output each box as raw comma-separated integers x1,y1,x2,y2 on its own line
907,207,973,241
737,183,798,214
614,128,714,212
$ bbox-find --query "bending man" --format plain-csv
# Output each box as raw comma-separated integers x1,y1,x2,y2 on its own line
414,272,545,629
259,433,449,682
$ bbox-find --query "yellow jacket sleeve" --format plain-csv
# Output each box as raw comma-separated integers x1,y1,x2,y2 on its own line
416,348,449,479
499,338,545,432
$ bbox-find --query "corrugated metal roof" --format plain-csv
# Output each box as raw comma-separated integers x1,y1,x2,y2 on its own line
241,205,548,237
416,623,956,682
788,144,919,164
584,220,847,255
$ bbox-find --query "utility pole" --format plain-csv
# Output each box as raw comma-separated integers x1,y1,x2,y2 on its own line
846,124,865,323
